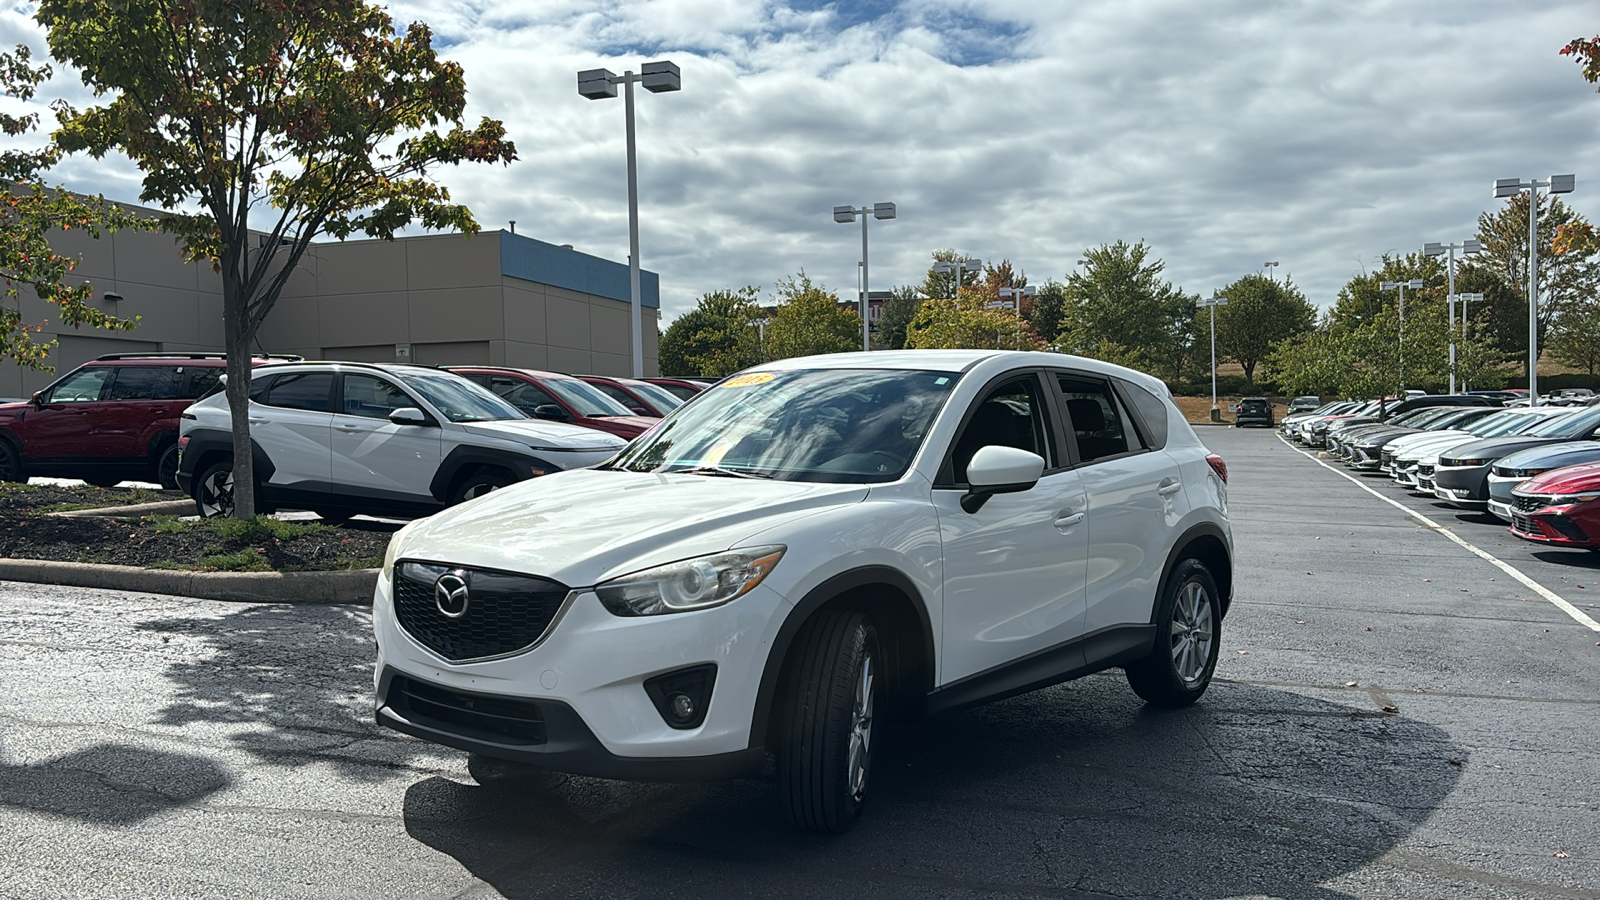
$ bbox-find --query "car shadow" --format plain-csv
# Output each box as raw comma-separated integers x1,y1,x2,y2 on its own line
134,602,418,779
0,743,230,826
401,676,1467,899
1529,549,1600,569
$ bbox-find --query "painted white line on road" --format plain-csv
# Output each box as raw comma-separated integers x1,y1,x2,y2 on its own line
1277,435,1600,633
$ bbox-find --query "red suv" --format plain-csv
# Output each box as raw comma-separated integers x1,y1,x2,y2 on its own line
580,375,684,417
0,353,293,488
447,367,658,439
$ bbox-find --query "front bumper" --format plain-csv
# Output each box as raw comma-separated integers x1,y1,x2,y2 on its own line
372,568,788,774
1432,463,1492,506
1509,502,1600,548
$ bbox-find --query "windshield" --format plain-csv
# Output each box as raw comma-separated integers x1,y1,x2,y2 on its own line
608,368,961,483
1469,411,1546,437
628,380,685,414
544,377,634,417
403,371,525,422
1533,408,1600,438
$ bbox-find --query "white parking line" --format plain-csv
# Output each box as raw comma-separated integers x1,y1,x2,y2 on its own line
1277,435,1600,633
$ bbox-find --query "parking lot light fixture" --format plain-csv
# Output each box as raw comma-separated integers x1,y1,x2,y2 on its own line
998,285,1037,349
1379,279,1425,394
1454,292,1485,391
1264,261,1279,281
1198,297,1228,418
832,202,897,351
1424,239,1484,394
933,257,983,298
1493,175,1575,405
578,61,682,378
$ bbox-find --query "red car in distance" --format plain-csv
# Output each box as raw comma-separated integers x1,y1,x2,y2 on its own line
1508,461,1600,550
446,367,658,440
643,377,711,401
580,375,684,418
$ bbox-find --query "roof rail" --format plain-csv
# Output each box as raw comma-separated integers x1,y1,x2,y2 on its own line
92,352,305,361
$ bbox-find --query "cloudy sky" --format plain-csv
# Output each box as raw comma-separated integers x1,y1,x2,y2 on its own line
7,0,1600,322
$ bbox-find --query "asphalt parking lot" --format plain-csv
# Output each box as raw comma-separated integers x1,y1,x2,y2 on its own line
2,425,1598,899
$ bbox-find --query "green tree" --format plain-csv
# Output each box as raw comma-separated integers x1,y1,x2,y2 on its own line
42,0,516,516
1260,324,1348,397
658,287,761,376
1210,274,1316,384
1057,240,1196,379
917,249,983,301
1548,295,1600,376
764,272,859,360
0,44,141,370
1024,279,1068,346
873,285,922,350
905,290,1045,351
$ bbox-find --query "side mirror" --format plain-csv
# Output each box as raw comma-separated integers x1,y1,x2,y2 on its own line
962,445,1045,513
388,407,430,426
30,391,43,408
532,403,571,421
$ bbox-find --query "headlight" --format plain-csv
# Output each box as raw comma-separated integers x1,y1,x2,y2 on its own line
1447,458,1491,467
1551,492,1600,505
381,521,421,582
595,546,786,616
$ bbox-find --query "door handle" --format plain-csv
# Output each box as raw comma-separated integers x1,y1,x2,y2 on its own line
1158,479,1182,496
335,424,364,431
1054,511,1084,529
248,417,269,425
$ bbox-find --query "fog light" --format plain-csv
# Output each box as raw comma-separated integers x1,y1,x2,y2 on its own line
644,664,716,729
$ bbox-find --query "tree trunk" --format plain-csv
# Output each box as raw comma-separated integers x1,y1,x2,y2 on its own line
1242,359,1256,385
221,258,256,519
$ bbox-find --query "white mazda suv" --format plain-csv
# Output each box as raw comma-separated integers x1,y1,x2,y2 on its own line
372,351,1233,832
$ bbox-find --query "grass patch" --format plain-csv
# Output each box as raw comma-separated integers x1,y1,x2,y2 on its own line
193,549,273,572
212,516,326,542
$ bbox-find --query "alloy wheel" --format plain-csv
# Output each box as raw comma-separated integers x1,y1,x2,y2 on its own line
847,652,875,803
1169,581,1215,684
199,470,234,517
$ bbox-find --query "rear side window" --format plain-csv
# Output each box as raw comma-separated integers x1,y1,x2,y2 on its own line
109,366,184,401
1057,374,1139,463
184,368,222,399
256,372,334,412
1118,379,1171,450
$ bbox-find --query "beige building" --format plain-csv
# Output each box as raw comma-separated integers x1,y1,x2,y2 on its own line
1,224,661,397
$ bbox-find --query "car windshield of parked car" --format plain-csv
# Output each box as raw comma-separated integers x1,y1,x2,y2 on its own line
607,368,961,483
401,371,525,423
544,378,634,417
628,380,685,415
1531,408,1600,438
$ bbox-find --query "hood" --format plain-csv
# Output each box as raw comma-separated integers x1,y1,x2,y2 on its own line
0,400,27,420
1351,426,1421,446
392,468,869,586
1519,461,1600,496
595,415,658,433
458,419,627,452
1389,431,1475,457
1493,441,1600,475
1439,436,1564,465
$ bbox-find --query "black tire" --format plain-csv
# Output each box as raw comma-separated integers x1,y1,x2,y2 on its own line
154,443,181,490
450,467,515,505
83,475,122,488
777,610,879,834
193,460,236,518
0,440,23,483
1125,558,1222,708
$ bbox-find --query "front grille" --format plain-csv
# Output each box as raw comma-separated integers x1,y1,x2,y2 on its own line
386,675,547,744
1511,513,1536,534
1381,450,1396,465
394,562,569,661
1417,464,1435,477
1514,494,1548,513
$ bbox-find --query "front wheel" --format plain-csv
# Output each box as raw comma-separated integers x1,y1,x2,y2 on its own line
777,610,879,833
1125,559,1222,708
450,467,515,505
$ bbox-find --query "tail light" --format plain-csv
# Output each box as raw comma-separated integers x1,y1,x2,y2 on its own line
1206,453,1228,484
176,435,189,450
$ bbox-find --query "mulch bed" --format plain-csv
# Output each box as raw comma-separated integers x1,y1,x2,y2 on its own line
0,483,393,571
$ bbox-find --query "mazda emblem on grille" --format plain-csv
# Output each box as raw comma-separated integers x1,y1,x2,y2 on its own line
435,571,470,619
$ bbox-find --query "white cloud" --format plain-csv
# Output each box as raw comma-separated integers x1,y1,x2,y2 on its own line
9,0,1600,321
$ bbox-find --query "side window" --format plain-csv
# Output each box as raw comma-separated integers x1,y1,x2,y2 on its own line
340,374,412,419
258,372,334,412
490,376,557,412
948,376,1053,483
249,374,275,402
591,382,639,409
1057,374,1138,463
47,367,112,403
109,366,184,401
1116,379,1170,450
184,368,223,400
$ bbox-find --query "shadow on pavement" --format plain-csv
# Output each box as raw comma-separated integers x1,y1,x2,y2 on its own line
402,677,1467,899
1529,549,1600,570
135,603,409,778
0,743,229,825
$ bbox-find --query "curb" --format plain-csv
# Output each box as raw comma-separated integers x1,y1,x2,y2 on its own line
0,558,378,604
48,499,194,519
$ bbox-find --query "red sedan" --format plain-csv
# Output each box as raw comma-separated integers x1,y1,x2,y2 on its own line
447,367,658,439
580,375,684,418
1508,461,1600,550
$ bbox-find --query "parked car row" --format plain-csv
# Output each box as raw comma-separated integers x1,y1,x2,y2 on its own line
0,352,713,518
1280,396,1600,552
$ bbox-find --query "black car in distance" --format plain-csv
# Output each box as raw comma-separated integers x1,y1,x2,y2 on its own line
1235,397,1273,427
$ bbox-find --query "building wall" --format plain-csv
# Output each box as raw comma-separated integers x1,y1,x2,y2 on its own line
0,225,659,398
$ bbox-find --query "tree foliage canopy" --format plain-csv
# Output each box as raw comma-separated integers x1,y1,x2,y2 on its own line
764,272,860,360
658,287,762,377
1056,240,1196,380
1208,273,1315,383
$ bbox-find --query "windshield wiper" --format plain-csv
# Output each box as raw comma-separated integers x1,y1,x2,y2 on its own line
673,465,774,480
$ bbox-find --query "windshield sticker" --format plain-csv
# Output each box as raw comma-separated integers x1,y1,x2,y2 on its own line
720,373,776,388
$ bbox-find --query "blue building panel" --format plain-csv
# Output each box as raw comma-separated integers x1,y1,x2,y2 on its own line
499,231,659,309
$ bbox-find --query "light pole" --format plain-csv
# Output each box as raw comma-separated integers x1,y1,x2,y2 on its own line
1424,239,1483,394
1264,261,1279,281
999,285,1036,348
1454,292,1484,391
753,317,769,361
578,60,682,378
1378,279,1424,394
1199,297,1228,420
833,202,897,351
1494,174,1575,405
933,257,982,298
